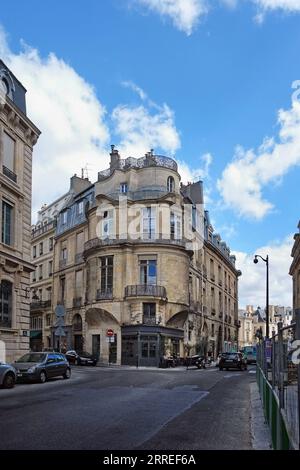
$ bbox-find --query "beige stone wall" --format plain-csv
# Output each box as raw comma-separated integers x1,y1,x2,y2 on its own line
0,98,40,362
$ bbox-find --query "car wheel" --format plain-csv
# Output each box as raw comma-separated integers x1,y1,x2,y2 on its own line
39,371,47,384
63,368,71,379
3,373,15,389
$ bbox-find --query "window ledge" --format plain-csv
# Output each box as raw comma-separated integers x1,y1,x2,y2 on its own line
0,327,18,334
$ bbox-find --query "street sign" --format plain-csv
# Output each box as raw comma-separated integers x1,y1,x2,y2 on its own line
55,305,65,317
55,326,66,337
106,329,114,337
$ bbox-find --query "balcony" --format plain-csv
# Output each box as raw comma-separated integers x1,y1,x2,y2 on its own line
143,316,157,326
3,165,17,183
125,284,167,299
73,297,82,308
84,237,186,255
30,300,51,311
96,288,113,301
31,220,56,239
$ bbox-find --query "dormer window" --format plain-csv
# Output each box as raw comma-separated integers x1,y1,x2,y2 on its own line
120,182,128,194
167,176,175,193
61,211,67,225
77,200,84,215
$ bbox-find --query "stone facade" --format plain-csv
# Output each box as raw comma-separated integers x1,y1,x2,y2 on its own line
290,221,300,320
0,60,40,362
39,147,241,366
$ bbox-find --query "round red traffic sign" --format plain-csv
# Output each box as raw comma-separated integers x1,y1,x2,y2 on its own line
106,329,114,337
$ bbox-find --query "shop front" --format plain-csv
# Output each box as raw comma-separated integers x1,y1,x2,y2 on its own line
121,325,184,367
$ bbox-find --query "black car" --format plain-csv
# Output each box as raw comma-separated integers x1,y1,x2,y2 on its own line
65,350,98,366
219,352,247,371
13,352,71,383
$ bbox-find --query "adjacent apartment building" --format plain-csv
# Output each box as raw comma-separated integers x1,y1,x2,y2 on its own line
290,221,300,321
0,60,40,362
31,147,241,366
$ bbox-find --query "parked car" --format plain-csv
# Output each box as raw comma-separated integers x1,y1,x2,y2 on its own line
185,354,206,369
219,352,247,371
0,362,17,389
65,350,98,366
13,352,71,383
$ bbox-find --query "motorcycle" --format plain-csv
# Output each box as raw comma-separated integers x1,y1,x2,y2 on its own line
195,355,206,369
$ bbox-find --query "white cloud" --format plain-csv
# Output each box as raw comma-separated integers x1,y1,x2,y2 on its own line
134,0,208,35
0,29,187,219
234,235,293,309
112,103,181,157
217,83,300,219
253,0,300,12
0,27,110,217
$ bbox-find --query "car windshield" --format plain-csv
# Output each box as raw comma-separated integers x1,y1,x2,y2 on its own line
227,354,238,360
16,353,46,363
79,352,91,357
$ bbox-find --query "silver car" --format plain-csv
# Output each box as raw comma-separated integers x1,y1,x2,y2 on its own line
0,362,17,388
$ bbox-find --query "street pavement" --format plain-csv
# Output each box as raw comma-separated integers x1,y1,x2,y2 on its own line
0,365,270,450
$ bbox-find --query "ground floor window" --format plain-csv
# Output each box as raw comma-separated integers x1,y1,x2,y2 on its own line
0,280,12,327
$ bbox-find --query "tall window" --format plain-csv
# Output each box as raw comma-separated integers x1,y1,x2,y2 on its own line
61,210,67,225
167,176,175,192
76,231,84,254
102,210,114,238
142,207,156,239
1,201,13,245
75,270,83,296
49,237,53,251
170,212,181,240
100,256,113,294
120,182,128,194
48,260,53,276
143,303,156,325
0,280,12,327
77,200,84,215
140,259,157,285
60,277,66,304
39,264,43,280
3,132,15,172
39,242,43,255
61,247,67,260
33,245,37,258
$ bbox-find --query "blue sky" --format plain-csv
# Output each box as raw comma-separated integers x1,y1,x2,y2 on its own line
1,0,299,307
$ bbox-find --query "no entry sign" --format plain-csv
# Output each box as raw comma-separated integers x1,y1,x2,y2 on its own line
106,329,114,337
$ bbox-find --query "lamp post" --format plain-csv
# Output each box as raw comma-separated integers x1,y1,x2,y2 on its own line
253,254,269,339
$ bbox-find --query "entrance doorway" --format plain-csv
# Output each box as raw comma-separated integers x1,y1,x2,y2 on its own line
109,334,117,363
92,334,100,360
140,335,158,367
74,335,83,351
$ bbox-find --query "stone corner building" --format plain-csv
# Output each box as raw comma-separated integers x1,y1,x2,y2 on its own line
33,147,241,366
0,60,40,362
290,220,300,320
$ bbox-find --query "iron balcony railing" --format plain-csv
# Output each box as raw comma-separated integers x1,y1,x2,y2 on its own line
30,300,51,311
2,165,17,183
96,288,113,300
75,253,84,264
73,297,82,308
125,284,167,299
31,220,56,239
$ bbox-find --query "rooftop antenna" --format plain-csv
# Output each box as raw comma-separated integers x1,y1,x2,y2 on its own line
81,163,93,180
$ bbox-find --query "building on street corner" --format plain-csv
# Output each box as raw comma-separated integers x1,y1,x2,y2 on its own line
30,147,242,366
0,60,40,362
290,220,300,321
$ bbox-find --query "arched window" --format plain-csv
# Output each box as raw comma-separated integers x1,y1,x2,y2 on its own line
167,176,175,193
0,280,13,328
72,314,82,332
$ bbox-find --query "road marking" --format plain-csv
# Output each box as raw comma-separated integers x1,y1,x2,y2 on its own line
248,370,256,374
223,373,242,378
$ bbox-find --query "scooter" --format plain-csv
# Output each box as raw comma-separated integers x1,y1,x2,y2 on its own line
195,355,206,369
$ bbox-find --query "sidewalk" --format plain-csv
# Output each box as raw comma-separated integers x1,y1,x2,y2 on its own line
250,381,273,450
96,363,218,371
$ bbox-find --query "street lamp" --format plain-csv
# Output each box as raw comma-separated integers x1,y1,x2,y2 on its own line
253,254,269,338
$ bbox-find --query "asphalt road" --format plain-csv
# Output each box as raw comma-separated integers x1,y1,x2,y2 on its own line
0,365,257,450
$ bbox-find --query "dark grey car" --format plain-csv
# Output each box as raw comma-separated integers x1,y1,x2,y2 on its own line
13,352,71,383
0,362,17,388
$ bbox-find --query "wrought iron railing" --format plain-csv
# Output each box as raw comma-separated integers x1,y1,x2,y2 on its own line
30,300,51,310
2,165,17,183
31,220,56,239
96,288,113,300
125,284,167,298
